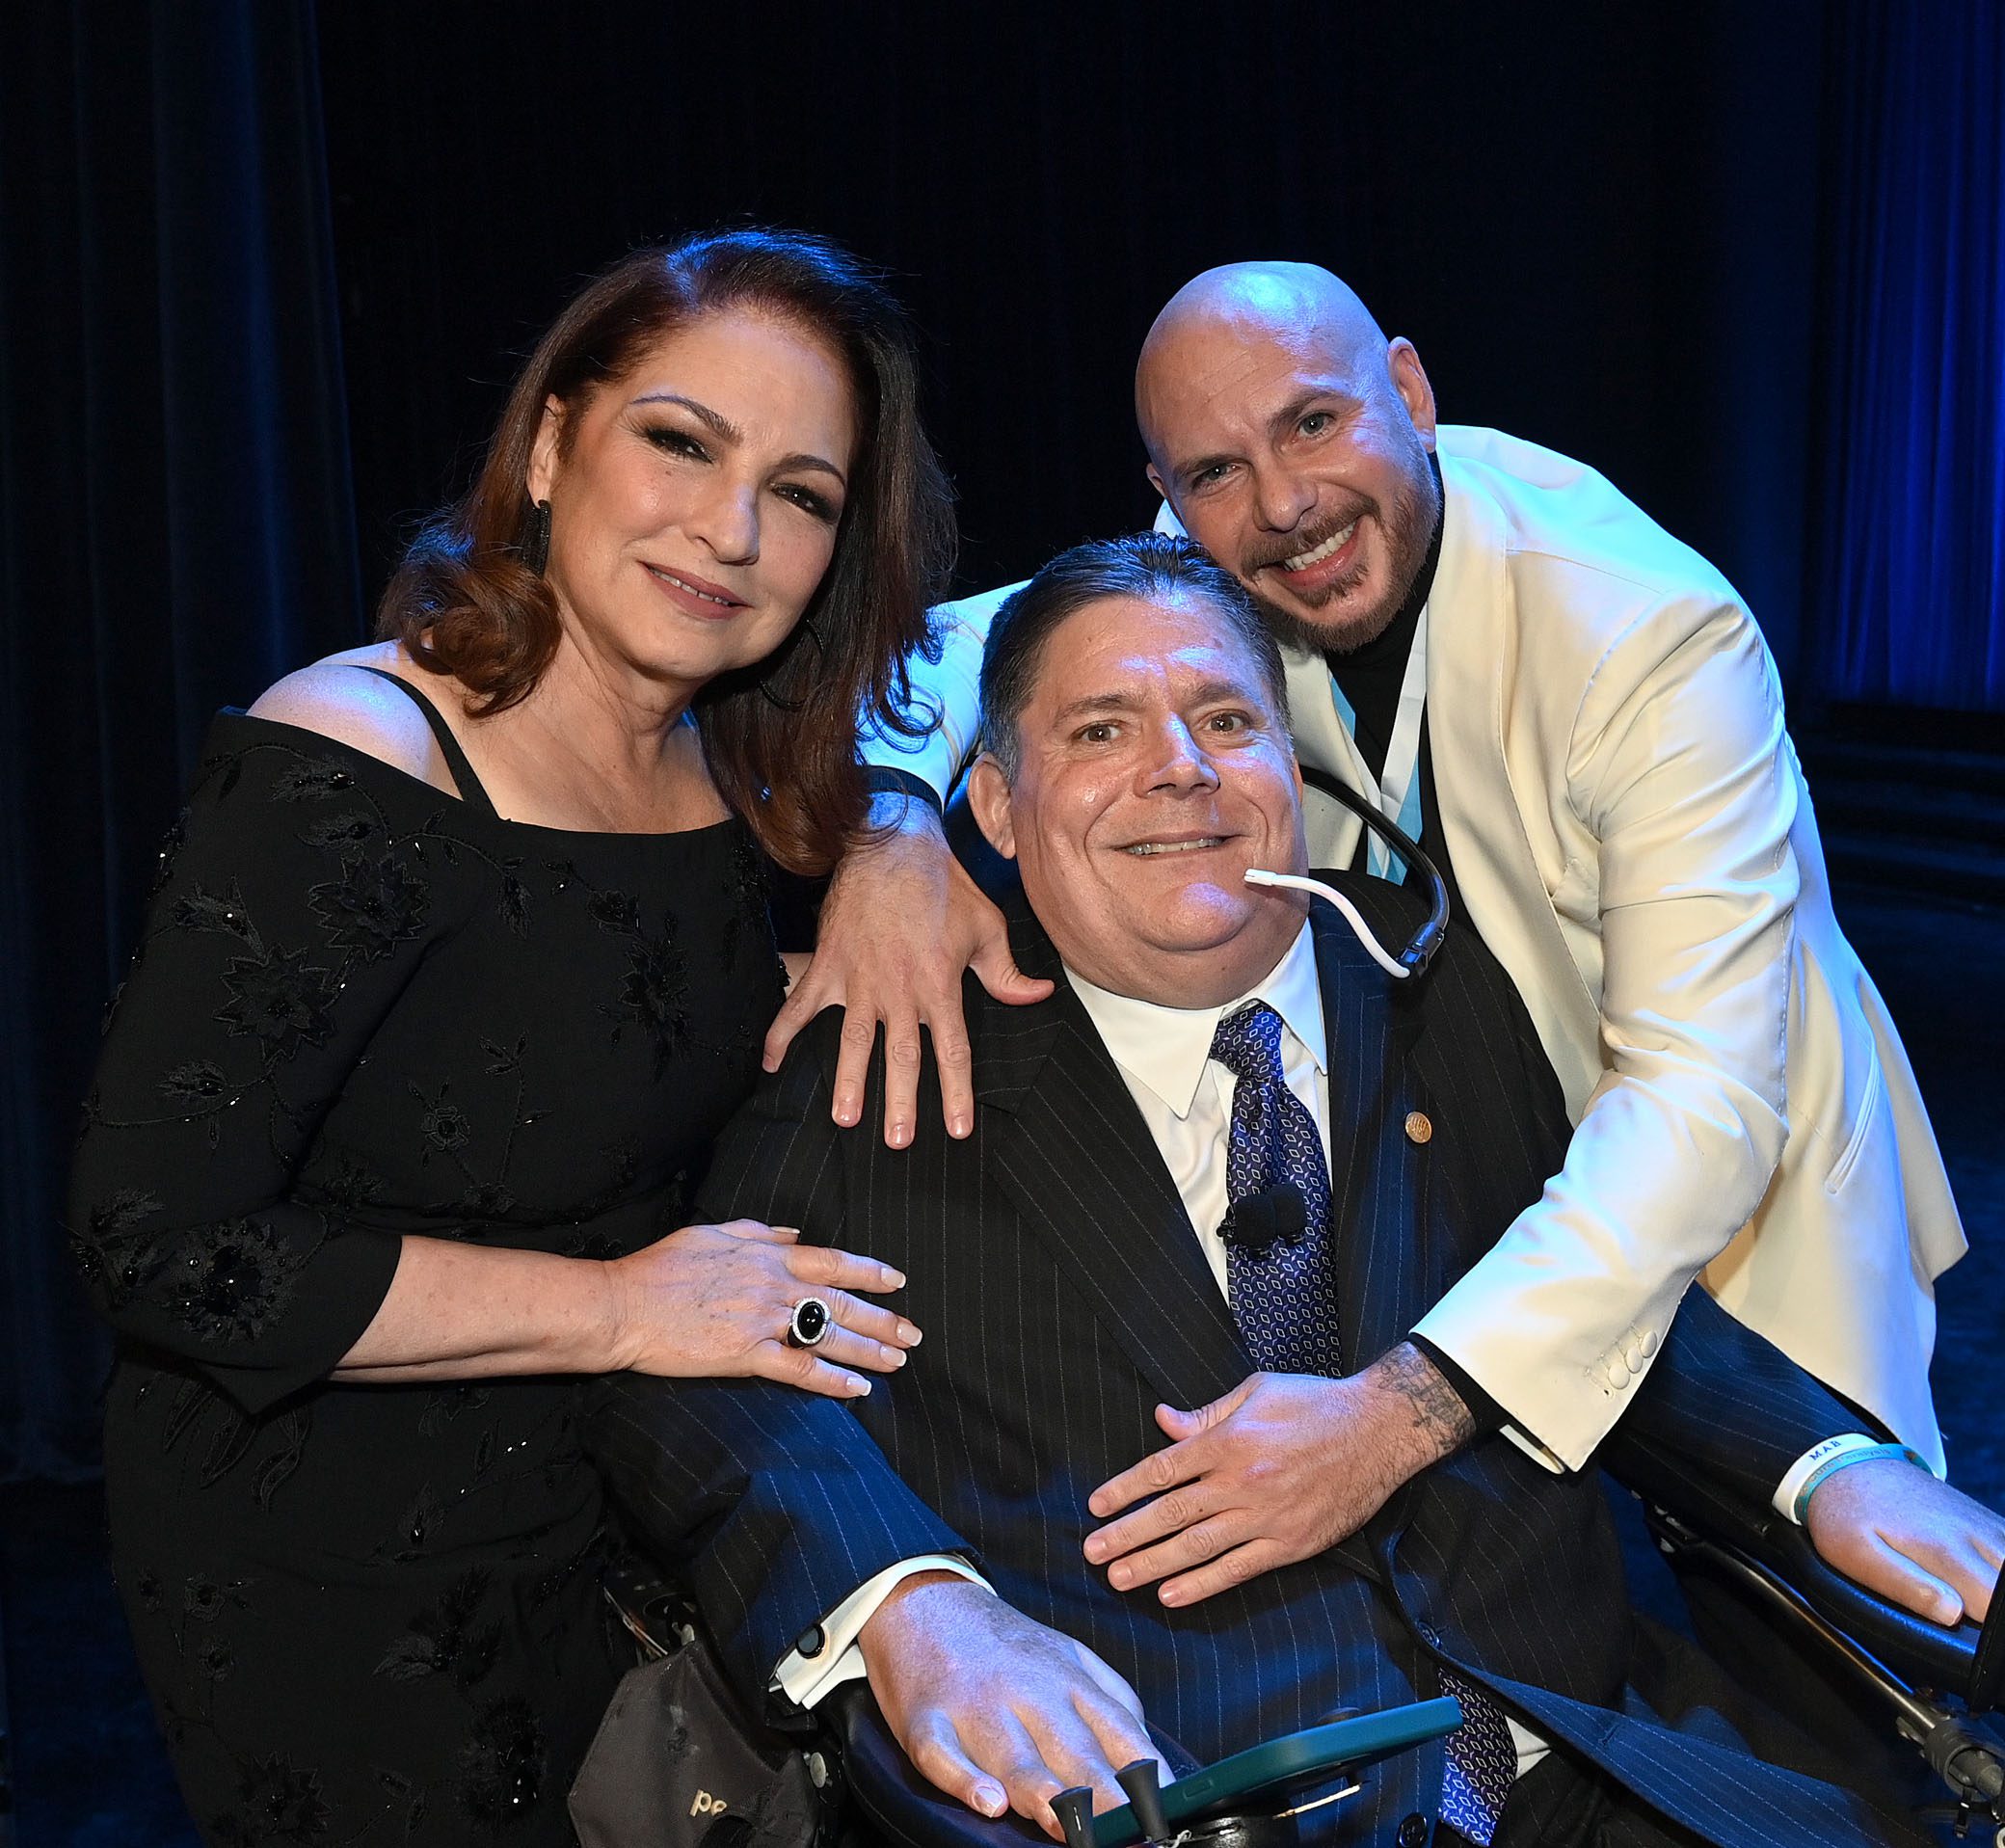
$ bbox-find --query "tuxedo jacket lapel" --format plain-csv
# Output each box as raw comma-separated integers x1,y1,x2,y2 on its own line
1310,900,1437,1371
976,906,1252,1412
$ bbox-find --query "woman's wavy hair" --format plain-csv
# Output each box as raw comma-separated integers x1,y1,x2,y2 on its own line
377,228,955,874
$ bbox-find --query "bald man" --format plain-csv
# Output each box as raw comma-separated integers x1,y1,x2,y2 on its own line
775,261,1965,1502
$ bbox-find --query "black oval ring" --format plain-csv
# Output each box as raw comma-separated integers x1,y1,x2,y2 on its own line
786,1296,833,1349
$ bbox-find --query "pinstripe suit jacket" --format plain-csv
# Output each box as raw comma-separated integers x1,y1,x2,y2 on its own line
586,877,1918,1848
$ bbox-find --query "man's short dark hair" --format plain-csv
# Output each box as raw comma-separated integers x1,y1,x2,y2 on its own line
977,532,1292,779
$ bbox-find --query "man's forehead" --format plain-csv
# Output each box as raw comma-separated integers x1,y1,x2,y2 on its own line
1035,598,1268,708
1150,317,1354,442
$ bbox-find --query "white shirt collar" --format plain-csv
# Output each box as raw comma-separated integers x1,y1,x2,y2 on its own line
1064,921,1326,1120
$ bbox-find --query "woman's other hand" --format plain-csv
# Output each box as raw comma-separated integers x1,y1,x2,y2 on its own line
762,796,1051,1151
602,1219,921,1398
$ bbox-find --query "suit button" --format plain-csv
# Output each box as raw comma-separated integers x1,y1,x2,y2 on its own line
1397,1811,1430,1848
1622,1334,1644,1369
1605,1356,1631,1389
794,1623,826,1659
1417,1621,1442,1647
1404,1111,1433,1145
1638,1328,1660,1359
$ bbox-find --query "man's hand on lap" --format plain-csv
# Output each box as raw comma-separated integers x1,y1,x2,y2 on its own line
857,1571,1162,1839
762,794,1051,1148
1084,1345,1474,1606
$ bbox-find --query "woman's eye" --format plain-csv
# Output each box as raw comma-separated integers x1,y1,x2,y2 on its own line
777,483,838,524
645,426,708,462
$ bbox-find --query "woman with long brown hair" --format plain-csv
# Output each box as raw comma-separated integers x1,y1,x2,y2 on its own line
69,228,955,1844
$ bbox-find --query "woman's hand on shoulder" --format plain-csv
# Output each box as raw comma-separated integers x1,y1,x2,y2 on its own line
601,1218,922,1399
247,651,454,792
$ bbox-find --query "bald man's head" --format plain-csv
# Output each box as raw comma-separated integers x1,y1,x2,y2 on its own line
1135,261,1440,654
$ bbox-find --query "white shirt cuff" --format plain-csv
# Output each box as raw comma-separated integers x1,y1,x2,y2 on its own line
1773,1433,1880,1524
772,1553,991,1708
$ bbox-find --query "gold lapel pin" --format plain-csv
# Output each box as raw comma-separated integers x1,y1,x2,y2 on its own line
1404,1111,1433,1145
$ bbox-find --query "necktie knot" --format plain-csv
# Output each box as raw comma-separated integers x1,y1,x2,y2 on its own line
1209,1001,1285,1087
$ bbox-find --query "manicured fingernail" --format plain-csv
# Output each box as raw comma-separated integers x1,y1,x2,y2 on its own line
762,1055,779,1071
949,1113,971,1138
890,1350,907,1367
896,1320,922,1345
883,1267,908,1290
976,1782,1005,1814
834,1102,859,1127
774,1227,801,1240
849,1378,871,1397
890,1123,912,1148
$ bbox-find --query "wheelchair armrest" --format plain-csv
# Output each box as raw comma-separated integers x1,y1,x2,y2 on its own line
825,1681,1047,1848
1617,1441,1997,1711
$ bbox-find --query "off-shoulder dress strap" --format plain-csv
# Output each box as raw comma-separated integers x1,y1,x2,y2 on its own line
349,665,499,817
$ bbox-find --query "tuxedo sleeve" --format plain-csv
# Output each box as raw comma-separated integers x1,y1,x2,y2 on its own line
580,1015,972,1715
1596,1277,1887,1523
857,582,1022,802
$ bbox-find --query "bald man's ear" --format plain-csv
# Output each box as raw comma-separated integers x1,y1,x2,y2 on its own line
967,756,1019,861
1387,340,1438,451
1145,460,1168,505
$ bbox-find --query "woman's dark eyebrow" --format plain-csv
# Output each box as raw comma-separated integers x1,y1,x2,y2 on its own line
630,391,846,488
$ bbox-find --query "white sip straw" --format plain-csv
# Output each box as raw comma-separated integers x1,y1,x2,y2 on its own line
1243,869,1412,980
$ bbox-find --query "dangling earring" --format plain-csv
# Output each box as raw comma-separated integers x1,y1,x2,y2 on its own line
521,499,552,576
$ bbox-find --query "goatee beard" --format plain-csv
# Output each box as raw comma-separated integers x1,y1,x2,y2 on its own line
1242,464,1437,657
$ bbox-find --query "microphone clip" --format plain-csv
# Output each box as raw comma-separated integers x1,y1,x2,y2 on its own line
1219,1184,1309,1256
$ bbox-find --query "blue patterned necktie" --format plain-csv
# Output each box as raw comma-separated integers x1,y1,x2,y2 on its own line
1207,1001,1517,1844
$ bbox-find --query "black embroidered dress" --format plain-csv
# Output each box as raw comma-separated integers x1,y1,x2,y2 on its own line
69,704,783,1846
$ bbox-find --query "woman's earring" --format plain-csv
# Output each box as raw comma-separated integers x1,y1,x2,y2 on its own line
521,499,552,576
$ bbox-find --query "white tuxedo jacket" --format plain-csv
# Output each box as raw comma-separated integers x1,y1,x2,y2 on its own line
869,425,1965,1471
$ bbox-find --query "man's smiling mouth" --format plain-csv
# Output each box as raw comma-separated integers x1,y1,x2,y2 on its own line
1279,521,1357,573
1122,837,1227,856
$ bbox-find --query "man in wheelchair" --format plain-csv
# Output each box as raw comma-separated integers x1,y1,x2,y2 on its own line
587,536,2003,1848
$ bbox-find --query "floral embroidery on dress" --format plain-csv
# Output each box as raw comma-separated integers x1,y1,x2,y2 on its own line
456,1695,547,1828
217,947,340,1057
164,1219,305,1343
210,1752,332,1844
309,850,431,960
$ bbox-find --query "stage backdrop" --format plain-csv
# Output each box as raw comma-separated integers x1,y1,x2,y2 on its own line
4,0,2000,1479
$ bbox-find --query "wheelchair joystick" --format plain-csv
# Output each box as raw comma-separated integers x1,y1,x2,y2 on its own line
1052,1785,1097,1848
1116,1758,1172,1845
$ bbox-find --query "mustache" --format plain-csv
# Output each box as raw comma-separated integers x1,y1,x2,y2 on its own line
1240,500,1372,575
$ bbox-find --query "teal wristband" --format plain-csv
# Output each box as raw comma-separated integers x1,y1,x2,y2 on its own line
1792,1441,1930,1523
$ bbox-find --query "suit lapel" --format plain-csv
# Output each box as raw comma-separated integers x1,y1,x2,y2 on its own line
977,907,1252,1412
1310,902,1437,1371
1426,448,1602,1111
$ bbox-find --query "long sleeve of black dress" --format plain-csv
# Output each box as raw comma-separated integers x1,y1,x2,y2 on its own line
70,730,440,1413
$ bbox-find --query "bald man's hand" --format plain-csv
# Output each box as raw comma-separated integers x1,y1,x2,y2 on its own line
764,794,1051,1147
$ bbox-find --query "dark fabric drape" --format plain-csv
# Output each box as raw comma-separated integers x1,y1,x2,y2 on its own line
1812,1,2005,710
0,1,361,1480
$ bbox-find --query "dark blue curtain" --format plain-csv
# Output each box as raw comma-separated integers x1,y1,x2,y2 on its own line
0,1,361,1479
1813,1,2005,710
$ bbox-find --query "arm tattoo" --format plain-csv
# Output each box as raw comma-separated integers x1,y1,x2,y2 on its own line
1378,1341,1476,1456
